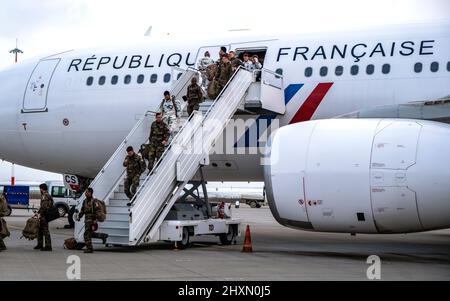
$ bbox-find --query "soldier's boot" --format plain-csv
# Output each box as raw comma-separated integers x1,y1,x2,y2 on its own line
41,236,52,251
102,233,109,244
0,239,6,251
35,235,43,249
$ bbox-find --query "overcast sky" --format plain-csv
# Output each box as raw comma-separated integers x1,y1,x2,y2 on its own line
0,0,448,181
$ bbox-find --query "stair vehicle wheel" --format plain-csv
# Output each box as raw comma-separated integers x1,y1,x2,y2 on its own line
178,227,190,249
6,205,12,216
249,200,257,208
219,226,235,245
56,205,67,217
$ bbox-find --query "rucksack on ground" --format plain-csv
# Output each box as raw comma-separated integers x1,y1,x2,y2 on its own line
22,217,40,240
95,199,107,222
64,237,86,250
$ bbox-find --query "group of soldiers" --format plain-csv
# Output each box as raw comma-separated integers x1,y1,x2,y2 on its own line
0,183,107,254
122,74,205,200
198,46,263,99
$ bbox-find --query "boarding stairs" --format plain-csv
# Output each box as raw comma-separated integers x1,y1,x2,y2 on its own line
74,66,284,246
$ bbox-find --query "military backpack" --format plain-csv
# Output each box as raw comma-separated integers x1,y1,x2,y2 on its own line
95,199,107,222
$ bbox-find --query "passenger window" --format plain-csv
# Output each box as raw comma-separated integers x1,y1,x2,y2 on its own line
366,64,375,75
98,76,106,85
51,186,66,198
350,65,359,75
111,75,118,85
430,62,439,72
414,63,423,73
150,74,158,83
86,76,94,86
319,67,328,77
124,75,132,84
137,74,145,84
447,61,450,72
177,73,183,80
335,66,344,76
304,67,313,77
163,73,171,83
382,64,390,74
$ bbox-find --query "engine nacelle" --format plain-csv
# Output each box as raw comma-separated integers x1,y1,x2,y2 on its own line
264,119,450,234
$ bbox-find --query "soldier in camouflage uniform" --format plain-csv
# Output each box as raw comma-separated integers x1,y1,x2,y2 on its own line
146,112,170,173
123,146,146,200
35,183,53,251
185,77,204,116
0,192,8,251
77,188,108,253
215,54,233,93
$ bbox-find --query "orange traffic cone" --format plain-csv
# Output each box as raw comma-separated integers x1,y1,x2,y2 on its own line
242,225,253,253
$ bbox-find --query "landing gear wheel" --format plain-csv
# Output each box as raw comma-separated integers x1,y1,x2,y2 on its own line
219,226,236,245
177,227,190,249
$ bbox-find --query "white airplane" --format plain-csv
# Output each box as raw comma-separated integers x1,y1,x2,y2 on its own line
0,22,449,235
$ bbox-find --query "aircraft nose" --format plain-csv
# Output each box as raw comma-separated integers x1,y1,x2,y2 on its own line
0,62,33,162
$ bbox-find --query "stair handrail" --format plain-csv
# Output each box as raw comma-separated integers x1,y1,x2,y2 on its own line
129,67,253,244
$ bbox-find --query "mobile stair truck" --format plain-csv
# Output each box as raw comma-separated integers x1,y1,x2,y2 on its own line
73,65,285,249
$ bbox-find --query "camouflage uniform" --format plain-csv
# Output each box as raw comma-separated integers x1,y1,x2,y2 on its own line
123,153,146,199
78,197,108,252
0,194,8,250
215,61,233,92
37,191,53,249
186,83,204,115
146,120,170,172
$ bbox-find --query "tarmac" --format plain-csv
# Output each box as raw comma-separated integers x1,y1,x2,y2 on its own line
1,205,449,281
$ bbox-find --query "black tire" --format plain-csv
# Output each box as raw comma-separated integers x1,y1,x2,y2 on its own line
56,205,67,217
249,201,257,208
6,205,12,216
219,226,236,245
177,227,190,249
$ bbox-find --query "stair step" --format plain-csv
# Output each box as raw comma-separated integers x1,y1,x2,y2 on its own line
113,192,130,200
106,213,129,222
109,199,129,206
101,220,129,228
104,235,130,245
107,206,130,214
100,226,129,236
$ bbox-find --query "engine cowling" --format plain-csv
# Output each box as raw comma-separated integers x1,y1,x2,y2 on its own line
264,119,450,234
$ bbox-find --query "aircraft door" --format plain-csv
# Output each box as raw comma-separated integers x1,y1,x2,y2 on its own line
22,58,60,113
195,45,230,67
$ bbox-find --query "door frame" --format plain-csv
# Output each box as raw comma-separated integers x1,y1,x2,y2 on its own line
22,58,61,113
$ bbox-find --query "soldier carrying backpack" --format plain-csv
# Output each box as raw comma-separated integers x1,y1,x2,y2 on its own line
0,191,9,251
76,188,108,253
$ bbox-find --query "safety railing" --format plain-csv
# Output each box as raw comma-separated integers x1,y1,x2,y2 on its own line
129,67,254,244
74,110,156,241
